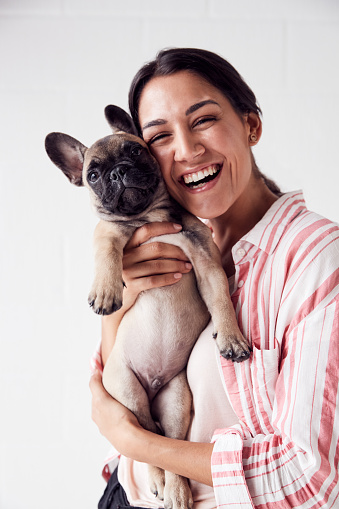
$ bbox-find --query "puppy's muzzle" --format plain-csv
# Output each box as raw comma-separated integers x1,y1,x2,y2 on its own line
110,164,129,182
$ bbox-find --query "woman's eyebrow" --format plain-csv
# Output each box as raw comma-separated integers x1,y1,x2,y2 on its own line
185,100,219,116
142,119,167,131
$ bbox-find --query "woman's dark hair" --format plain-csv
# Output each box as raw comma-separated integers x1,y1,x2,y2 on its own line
128,47,281,196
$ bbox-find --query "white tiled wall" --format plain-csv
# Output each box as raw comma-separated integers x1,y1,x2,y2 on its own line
1,1,338,508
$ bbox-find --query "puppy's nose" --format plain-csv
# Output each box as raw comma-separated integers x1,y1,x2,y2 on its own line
110,164,128,181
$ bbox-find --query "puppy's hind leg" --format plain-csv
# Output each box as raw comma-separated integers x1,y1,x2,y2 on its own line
102,354,159,435
151,370,193,509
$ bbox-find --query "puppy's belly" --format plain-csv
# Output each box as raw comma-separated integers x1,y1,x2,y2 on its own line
116,272,209,399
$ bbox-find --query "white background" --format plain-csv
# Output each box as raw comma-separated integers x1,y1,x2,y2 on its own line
0,1,338,508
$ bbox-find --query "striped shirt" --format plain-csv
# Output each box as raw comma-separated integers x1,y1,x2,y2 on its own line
211,191,339,508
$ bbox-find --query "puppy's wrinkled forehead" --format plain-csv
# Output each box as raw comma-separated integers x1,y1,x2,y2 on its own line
84,133,147,165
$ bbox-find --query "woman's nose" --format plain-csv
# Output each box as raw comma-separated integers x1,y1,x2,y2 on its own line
173,131,205,162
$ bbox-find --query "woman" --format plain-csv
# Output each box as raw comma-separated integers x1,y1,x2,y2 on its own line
90,48,339,509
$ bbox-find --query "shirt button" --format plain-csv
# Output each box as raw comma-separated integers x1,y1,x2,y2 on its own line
237,248,246,258
238,280,244,288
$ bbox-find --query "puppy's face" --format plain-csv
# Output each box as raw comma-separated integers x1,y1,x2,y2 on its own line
83,133,161,218
45,128,162,220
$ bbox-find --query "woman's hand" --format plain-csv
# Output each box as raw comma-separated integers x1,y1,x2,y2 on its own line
121,221,192,309
90,370,140,449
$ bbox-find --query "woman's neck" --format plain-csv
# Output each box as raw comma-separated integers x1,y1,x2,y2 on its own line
209,181,278,276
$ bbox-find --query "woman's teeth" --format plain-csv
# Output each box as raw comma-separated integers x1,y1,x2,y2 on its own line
183,165,220,188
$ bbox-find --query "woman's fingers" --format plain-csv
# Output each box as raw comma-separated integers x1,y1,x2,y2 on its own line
122,261,191,302
119,221,193,308
123,222,191,274
123,240,190,269
125,221,183,249
123,251,192,293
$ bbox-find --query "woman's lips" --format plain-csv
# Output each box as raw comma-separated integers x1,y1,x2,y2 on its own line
181,164,221,189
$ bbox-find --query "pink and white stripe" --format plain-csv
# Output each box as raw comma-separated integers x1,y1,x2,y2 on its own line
211,191,339,508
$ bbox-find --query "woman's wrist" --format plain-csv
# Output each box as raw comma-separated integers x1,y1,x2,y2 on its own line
109,411,143,454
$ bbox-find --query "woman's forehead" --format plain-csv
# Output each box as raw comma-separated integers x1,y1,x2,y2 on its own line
138,71,227,124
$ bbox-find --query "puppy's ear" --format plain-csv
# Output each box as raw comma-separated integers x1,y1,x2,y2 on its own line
45,133,87,186
104,105,138,136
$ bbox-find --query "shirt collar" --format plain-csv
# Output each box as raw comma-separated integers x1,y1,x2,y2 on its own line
233,190,307,258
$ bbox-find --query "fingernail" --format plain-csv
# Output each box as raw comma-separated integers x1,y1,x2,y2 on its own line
185,263,192,270
174,273,182,279
173,223,182,231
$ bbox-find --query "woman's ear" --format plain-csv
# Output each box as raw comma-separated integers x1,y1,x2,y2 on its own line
246,113,262,146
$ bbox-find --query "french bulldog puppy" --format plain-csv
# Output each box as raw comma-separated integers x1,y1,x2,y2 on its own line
45,105,250,509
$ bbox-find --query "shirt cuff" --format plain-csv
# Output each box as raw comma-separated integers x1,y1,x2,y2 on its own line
211,427,254,508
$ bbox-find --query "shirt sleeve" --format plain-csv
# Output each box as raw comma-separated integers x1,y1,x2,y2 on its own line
89,340,103,374
211,425,255,508
211,235,339,507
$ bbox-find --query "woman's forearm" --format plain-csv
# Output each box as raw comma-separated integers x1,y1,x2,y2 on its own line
118,420,214,486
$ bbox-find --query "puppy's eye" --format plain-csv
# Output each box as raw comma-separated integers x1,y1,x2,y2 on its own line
131,146,142,157
88,171,99,184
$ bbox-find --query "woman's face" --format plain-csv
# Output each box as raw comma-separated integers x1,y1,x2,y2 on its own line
138,71,261,220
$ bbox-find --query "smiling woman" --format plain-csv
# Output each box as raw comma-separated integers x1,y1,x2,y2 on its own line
90,48,339,509
130,48,281,200
138,71,267,224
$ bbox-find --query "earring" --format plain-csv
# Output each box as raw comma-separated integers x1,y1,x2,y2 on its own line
249,133,257,143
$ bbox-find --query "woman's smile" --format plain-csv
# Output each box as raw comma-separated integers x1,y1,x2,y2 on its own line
179,163,222,192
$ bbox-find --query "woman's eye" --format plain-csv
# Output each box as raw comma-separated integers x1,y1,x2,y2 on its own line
193,116,216,128
148,133,170,145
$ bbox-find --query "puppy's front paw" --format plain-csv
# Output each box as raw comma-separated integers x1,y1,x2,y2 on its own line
88,277,124,315
213,330,251,363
